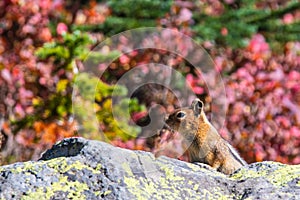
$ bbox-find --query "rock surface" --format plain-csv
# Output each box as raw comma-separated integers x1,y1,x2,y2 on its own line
0,137,300,199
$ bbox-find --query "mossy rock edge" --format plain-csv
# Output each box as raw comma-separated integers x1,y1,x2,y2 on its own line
0,137,299,199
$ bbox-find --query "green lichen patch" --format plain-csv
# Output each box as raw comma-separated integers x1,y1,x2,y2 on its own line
231,161,300,188
122,162,134,177
103,190,112,196
161,165,185,182
122,161,235,199
230,166,268,180
2,161,43,175
45,157,101,175
1,157,104,199
123,176,147,199
21,175,89,200
122,163,185,199
95,163,102,171
124,175,174,199
268,163,300,187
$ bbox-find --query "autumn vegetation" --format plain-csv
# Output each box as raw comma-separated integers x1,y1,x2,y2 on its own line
0,0,299,165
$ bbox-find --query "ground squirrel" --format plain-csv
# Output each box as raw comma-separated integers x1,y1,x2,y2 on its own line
164,98,247,175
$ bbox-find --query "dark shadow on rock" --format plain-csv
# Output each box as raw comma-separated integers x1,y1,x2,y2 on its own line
39,137,86,161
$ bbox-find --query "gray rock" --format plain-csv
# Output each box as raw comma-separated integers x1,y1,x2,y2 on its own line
0,137,300,199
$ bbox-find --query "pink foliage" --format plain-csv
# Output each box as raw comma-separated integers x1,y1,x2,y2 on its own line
246,34,270,61
57,22,68,35
186,74,205,95
223,39,300,163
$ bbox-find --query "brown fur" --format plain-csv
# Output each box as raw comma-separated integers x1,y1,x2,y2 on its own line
164,98,246,175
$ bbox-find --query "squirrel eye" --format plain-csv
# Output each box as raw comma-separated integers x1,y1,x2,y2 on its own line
176,111,186,119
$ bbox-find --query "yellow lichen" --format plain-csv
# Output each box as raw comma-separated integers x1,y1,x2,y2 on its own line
161,166,184,182
231,161,300,188
22,175,89,199
122,162,134,176
45,157,101,175
103,190,112,196
95,163,102,171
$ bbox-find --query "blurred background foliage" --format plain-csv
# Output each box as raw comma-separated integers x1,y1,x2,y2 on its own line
0,0,299,165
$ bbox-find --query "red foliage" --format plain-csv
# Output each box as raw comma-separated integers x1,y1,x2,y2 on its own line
0,0,78,163
220,37,300,164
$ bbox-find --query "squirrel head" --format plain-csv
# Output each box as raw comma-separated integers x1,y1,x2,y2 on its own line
164,98,207,142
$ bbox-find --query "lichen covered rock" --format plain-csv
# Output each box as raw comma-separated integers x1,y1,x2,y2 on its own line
0,137,300,199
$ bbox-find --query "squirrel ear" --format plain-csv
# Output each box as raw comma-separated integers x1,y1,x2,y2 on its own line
191,98,203,116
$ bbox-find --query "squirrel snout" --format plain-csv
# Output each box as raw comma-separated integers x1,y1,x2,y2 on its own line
163,123,172,132
164,115,169,122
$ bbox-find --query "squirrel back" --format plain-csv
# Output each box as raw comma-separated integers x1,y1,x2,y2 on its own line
164,98,246,175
